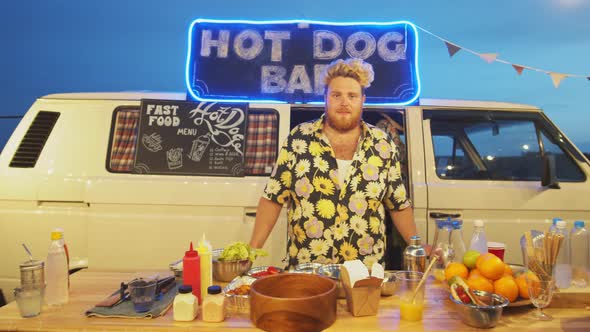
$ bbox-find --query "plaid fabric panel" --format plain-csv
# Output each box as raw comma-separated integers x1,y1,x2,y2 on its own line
245,112,278,175
109,110,139,172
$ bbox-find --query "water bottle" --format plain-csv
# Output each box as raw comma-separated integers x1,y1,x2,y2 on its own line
449,220,466,263
553,220,571,289
469,219,488,254
570,221,589,287
45,230,69,305
431,219,452,281
548,217,562,234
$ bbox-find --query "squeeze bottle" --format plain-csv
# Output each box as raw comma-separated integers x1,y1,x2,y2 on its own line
197,234,212,301
45,231,69,305
183,242,201,303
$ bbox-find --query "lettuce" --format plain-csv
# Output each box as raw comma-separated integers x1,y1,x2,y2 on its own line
219,241,267,262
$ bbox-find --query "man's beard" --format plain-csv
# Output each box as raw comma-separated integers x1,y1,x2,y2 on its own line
326,110,361,132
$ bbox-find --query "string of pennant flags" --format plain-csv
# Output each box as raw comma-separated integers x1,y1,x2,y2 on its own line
416,26,590,88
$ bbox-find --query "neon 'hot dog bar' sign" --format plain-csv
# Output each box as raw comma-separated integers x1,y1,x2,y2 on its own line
185,19,421,105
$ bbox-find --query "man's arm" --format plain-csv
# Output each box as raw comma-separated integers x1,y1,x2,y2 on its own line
389,206,417,244
249,197,283,248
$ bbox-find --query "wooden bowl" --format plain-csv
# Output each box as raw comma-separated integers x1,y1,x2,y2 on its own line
250,273,337,332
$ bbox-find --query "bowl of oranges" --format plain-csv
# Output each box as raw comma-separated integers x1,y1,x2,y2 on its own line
441,251,536,307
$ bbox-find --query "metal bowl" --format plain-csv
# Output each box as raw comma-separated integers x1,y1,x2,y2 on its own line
449,289,509,328
381,270,398,296
211,248,253,282
247,266,284,278
213,259,252,282
294,262,323,274
317,264,346,299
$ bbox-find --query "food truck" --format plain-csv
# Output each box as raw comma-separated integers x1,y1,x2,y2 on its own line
1,19,589,304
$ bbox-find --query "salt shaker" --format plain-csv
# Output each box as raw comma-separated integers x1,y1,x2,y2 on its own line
403,236,426,272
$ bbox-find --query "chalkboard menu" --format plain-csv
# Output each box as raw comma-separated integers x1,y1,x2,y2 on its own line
133,99,248,176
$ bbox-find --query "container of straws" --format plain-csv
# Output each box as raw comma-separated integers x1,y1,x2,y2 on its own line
522,230,564,281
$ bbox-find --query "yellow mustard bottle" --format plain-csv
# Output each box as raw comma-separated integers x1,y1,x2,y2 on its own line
197,234,212,300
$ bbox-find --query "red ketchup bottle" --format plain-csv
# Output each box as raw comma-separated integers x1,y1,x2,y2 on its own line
182,242,202,304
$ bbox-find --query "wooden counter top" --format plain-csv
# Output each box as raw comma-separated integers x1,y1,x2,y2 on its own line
0,270,588,331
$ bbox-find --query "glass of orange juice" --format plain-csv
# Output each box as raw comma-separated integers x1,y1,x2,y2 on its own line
394,271,425,321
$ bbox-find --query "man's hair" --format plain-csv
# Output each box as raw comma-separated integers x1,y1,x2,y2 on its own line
321,58,375,94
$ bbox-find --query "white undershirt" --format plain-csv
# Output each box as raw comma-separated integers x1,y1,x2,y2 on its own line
336,159,353,187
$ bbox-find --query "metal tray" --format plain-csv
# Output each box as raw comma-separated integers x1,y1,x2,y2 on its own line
223,275,256,313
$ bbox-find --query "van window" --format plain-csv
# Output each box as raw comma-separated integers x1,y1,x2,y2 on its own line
427,110,586,182
107,107,279,175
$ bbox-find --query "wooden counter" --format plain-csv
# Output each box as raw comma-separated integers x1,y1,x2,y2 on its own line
0,270,588,331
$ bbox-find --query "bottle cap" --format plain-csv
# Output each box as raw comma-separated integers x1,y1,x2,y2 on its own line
198,234,212,253
178,285,193,294
409,236,421,246
207,285,222,295
556,220,567,228
552,217,562,225
451,220,462,229
185,242,199,257
474,219,484,227
574,220,585,228
50,231,63,241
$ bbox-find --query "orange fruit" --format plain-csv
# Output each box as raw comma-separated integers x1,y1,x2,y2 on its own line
478,253,505,280
503,264,514,276
493,276,519,302
467,275,494,293
445,262,469,281
515,271,539,299
468,268,482,278
475,252,490,269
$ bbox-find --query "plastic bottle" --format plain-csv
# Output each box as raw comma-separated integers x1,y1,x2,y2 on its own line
173,285,198,321
54,228,70,289
202,285,225,322
553,220,571,289
548,217,562,234
197,234,212,302
469,219,488,254
449,220,466,263
45,230,69,305
183,242,201,303
570,220,589,287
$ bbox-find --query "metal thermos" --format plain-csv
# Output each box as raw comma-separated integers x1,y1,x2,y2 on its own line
19,259,45,290
403,236,426,272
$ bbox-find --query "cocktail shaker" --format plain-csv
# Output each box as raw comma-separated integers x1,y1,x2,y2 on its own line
19,260,45,290
403,236,426,272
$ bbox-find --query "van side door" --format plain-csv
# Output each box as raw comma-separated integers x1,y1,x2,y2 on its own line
422,108,590,264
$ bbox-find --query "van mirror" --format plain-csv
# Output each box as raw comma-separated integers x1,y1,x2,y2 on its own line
541,154,560,189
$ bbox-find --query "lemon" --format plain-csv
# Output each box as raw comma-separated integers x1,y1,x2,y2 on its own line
463,250,481,269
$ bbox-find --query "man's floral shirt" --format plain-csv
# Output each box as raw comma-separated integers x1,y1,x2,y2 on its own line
262,116,411,269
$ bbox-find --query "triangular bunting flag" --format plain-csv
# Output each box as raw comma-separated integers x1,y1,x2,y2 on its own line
444,41,461,58
549,72,568,88
479,53,498,64
512,65,525,75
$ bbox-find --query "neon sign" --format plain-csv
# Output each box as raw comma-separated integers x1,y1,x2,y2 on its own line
186,19,421,105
